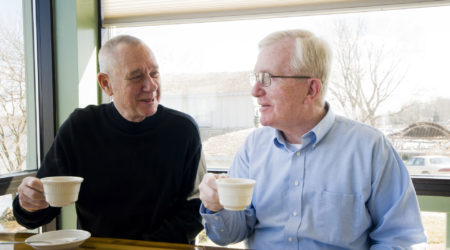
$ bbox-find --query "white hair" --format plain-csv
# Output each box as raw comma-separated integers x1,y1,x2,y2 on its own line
259,29,333,99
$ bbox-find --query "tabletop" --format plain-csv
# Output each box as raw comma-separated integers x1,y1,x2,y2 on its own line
0,232,243,250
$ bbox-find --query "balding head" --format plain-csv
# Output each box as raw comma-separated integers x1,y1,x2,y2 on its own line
98,35,150,75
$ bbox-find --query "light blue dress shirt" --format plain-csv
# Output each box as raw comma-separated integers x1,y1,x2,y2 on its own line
200,105,427,249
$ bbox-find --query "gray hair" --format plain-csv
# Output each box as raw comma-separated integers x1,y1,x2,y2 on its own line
259,29,332,98
98,35,147,74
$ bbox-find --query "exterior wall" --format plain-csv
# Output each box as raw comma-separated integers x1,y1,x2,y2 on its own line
162,92,255,128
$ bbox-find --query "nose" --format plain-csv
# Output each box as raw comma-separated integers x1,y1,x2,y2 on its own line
143,75,158,92
251,80,264,98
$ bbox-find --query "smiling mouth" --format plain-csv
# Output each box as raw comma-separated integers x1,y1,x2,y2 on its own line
141,97,155,103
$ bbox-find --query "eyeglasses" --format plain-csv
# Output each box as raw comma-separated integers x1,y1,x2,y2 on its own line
249,72,311,87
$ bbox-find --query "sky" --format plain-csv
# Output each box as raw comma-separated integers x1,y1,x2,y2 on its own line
0,0,21,24
115,5,450,113
0,0,23,53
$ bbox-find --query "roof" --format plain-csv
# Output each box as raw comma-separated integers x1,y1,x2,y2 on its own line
391,122,450,138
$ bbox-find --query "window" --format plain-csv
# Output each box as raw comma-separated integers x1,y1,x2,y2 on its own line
104,4,450,247
0,0,35,233
108,5,450,178
0,0,55,232
0,0,33,175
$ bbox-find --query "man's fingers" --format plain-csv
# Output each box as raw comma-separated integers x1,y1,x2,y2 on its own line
18,193,49,212
199,181,220,203
200,191,222,212
24,177,45,192
17,176,48,212
203,173,228,191
18,178,46,201
204,174,218,191
199,173,224,212
21,186,46,201
217,173,228,179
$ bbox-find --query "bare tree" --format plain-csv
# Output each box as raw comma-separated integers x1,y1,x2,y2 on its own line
0,19,27,173
329,20,405,126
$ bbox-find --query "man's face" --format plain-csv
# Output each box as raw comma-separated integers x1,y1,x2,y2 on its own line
252,38,310,131
108,44,160,122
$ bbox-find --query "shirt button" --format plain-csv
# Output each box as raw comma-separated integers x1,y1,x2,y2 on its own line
296,152,301,156
288,237,293,242
294,180,299,186
293,211,297,216
220,229,224,232
214,216,219,220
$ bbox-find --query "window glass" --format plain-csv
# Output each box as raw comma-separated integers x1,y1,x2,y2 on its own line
0,0,35,174
406,158,414,165
0,0,38,233
112,6,450,177
417,158,425,166
430,157,450,165
0,194,27,232
110,6,450,247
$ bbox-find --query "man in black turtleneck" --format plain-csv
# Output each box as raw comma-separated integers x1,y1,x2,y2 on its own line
13,35,205,244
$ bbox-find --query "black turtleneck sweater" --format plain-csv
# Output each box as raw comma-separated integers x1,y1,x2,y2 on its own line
13,103,203,244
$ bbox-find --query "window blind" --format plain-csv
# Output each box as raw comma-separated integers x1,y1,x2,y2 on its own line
101,0,450,27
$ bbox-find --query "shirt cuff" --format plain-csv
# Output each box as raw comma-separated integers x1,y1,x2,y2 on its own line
200,203,225,215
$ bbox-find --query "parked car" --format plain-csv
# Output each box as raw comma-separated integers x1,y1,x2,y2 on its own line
405,155,450,175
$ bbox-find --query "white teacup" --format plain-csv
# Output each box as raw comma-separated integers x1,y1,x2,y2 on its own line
41,176,84,207
216,178,256,211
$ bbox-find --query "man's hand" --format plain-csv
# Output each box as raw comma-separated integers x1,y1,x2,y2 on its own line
199,173,228,212
17,177,49,212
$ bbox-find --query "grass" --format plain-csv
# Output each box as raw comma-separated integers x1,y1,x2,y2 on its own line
422,211,446,248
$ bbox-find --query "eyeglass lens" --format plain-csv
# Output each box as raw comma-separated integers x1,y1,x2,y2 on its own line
249,72,270,87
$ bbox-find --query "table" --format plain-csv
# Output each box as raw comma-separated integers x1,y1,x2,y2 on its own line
0,233,242,249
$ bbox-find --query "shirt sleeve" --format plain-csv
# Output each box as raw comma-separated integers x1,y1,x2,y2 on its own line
367,136,427,248
12,114,75,228
12,195,61,229
200,136,257,245
200,203,257,246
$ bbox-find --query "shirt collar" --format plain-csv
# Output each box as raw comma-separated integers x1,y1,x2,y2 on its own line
273,130,287,149
307,102,335,148
273,102,335,149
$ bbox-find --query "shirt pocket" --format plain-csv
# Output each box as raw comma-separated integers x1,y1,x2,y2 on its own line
316,190,361,245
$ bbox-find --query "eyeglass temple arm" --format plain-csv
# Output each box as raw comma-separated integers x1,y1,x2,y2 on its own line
271,75,311,79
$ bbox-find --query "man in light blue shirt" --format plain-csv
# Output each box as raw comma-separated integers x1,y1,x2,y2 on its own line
198,29,427,249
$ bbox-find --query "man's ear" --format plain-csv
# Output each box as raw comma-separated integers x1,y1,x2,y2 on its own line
304,78,322,104
98,72,113,96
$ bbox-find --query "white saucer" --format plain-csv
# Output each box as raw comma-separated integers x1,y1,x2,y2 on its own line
25,229,91,250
